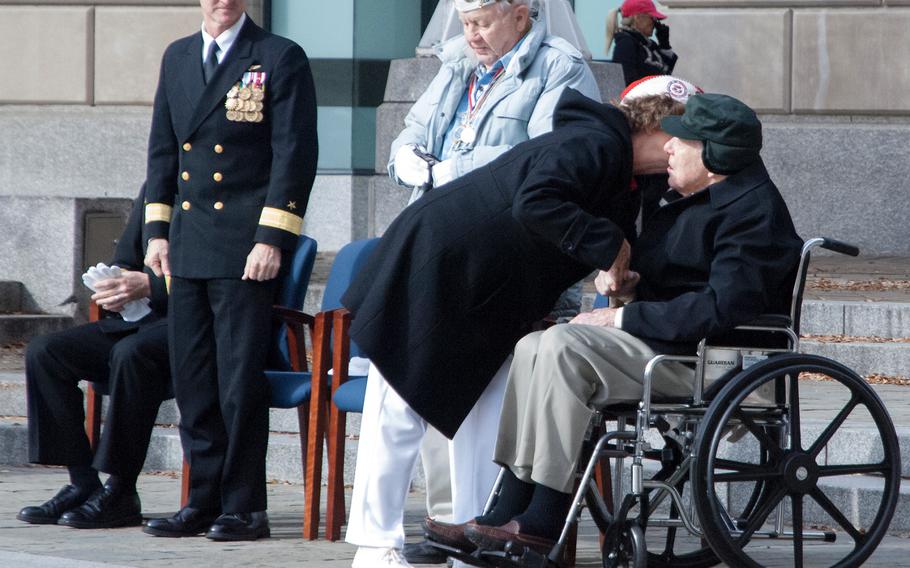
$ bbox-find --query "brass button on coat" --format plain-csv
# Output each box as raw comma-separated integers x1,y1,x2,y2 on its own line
214,201,224,210
181,171,190,181
182,142,192,151
213,172,223,182
181,201,191,210
214,144,224,154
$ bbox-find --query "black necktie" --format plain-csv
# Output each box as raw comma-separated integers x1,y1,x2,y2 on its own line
203,41,220,84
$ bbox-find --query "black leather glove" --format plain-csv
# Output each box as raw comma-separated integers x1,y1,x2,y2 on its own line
654,21,671,49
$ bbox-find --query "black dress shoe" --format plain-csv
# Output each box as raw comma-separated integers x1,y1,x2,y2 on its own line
143,506,220,537
17,484,97,525
58,484,142,529
205,511,270,541
404,539,450,564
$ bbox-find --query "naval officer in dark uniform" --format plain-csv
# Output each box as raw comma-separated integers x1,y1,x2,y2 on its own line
143,0,317,541
17,183,171,529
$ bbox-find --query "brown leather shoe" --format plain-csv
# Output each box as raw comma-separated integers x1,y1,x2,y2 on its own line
423,517,476,552
465,520,556,555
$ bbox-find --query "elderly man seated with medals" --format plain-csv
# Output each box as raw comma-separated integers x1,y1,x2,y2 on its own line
341,74,706,566
385,1,600,564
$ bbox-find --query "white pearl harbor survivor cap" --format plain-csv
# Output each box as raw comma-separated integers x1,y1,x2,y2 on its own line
455,0,504,12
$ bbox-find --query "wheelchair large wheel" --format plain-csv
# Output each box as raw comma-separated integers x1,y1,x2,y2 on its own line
692,354,901,568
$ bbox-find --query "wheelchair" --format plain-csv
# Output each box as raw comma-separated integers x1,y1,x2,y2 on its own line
431,237,902,567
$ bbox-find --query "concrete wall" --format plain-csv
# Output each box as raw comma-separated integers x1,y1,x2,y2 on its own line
0,1,347,315
657,0,910,253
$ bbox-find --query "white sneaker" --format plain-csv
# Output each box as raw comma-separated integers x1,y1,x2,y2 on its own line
352,546,413,568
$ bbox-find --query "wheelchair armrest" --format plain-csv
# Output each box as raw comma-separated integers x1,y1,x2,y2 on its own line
736,314,792,330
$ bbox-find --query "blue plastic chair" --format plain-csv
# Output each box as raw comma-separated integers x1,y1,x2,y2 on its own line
295,237,379,540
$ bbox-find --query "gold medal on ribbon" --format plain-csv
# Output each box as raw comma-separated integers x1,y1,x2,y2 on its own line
225,98,238,111
238,87,252,101
459,125,477,145
226,110,240,121
244,111,257,122
251,88,265,102
254,101,263,112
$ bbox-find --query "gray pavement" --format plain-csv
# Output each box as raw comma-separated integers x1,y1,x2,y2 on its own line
1,465,909,567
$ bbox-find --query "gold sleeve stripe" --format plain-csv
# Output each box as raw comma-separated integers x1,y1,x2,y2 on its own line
165,275,171,294
259,207,303,235
145,203,173,223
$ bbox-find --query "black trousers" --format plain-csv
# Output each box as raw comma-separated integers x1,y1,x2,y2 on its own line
26,318,170,479
169,276,277,513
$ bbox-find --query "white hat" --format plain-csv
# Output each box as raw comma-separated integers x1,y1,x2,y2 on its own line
455,0,502,12
620,75,702,105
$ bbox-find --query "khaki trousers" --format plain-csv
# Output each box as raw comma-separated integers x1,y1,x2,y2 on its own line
494,325,694,494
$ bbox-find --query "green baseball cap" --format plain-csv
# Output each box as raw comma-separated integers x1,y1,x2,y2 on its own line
660,93,762,175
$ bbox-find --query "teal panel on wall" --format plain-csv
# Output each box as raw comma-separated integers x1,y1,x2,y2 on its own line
575,0,622,60
272,0,354,58
353,0,422,59
351,107,377,171
316,106,353,171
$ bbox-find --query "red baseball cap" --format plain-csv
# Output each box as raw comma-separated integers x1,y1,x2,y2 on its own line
621,0,667,19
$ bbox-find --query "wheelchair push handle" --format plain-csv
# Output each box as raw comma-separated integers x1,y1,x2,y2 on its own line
820,237,860,257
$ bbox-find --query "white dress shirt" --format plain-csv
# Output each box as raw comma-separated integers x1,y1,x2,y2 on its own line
201,12,246,64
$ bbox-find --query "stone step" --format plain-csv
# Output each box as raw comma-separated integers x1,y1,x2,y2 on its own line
0,314,72,345
0,416,421,491
801,300,910,339
0,371,356,437
0,281,23,313
800,339,909,377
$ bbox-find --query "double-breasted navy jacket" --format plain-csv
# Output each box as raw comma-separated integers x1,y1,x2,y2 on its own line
144,16,317,278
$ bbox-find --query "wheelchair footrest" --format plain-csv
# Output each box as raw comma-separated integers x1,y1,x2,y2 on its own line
478,546,561,568
426,539,497,567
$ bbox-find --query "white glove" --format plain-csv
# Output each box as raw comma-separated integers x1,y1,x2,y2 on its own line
431,159,456,188
393,144,432,187
82,262,152,322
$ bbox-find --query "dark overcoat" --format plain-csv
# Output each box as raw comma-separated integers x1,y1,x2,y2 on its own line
143,16,317,277
623,160,803,355
342,89,635,438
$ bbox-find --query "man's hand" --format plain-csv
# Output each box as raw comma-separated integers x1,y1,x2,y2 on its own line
600,240,631,293
570,307,619,327
145,238,170,277
243,243,281,281
595,268,640,299
431,158,455,187
92,270,151,312
393,144,432,187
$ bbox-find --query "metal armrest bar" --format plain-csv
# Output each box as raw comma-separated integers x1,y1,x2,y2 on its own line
642,355,699,441
733,325,800,351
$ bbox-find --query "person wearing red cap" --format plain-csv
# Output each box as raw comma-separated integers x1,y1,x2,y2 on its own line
606,0,677,85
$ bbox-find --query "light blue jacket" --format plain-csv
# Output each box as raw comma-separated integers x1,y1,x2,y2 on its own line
388,19,601,192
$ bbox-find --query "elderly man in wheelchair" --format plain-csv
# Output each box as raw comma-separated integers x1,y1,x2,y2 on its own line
425,94,901,567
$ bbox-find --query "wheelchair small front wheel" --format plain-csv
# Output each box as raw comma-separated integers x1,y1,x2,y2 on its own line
602,520,646,567
692,354,901,568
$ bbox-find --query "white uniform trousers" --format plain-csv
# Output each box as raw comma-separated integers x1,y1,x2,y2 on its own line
346,359,510,550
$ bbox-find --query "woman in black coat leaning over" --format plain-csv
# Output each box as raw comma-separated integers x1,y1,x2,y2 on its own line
607,0,677,86
340,86,687,564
